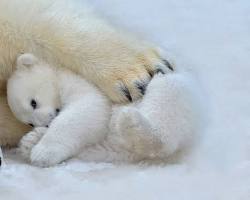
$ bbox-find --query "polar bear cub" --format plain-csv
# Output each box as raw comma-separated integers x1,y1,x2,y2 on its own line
7,54,201,167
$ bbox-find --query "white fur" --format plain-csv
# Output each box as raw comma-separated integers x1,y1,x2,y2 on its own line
8,54,201,167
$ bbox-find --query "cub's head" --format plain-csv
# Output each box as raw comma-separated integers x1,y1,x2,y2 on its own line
7,53,61,127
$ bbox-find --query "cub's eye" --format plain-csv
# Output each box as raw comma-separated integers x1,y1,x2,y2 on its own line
30,99,37,109
28,123,34,127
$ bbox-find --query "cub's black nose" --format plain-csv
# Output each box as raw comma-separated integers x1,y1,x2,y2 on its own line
56,108,60,115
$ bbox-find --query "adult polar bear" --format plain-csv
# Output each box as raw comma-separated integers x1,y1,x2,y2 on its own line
0,0,172,146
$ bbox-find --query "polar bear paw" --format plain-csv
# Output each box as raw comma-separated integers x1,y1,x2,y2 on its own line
102,49,174,103
18,127,47,160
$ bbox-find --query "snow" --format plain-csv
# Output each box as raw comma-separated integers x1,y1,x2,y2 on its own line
1,0,250,199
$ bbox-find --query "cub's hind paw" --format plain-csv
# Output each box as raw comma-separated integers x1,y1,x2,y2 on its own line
116,107,162,157
117,108,148,135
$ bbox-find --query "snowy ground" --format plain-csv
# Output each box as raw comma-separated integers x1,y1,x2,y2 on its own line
1,0,250,199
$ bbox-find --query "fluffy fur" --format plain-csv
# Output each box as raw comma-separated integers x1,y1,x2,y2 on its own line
7,54,200,167
0,0,173,147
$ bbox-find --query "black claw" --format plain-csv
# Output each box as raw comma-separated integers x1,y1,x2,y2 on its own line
156,68,166,74
145,65,153,78
148,70,153,78
162,59,174,71
135,81,147,95
0,157,2,167
121,85,132,102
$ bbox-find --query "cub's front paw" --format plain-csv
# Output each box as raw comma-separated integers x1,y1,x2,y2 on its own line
18,127,47,160
30,143,66,167
100,49,174,103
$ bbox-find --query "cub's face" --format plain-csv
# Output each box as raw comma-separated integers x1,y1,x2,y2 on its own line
7,54,61,127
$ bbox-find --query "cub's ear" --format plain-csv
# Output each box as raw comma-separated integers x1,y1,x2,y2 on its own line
16,53,39,68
